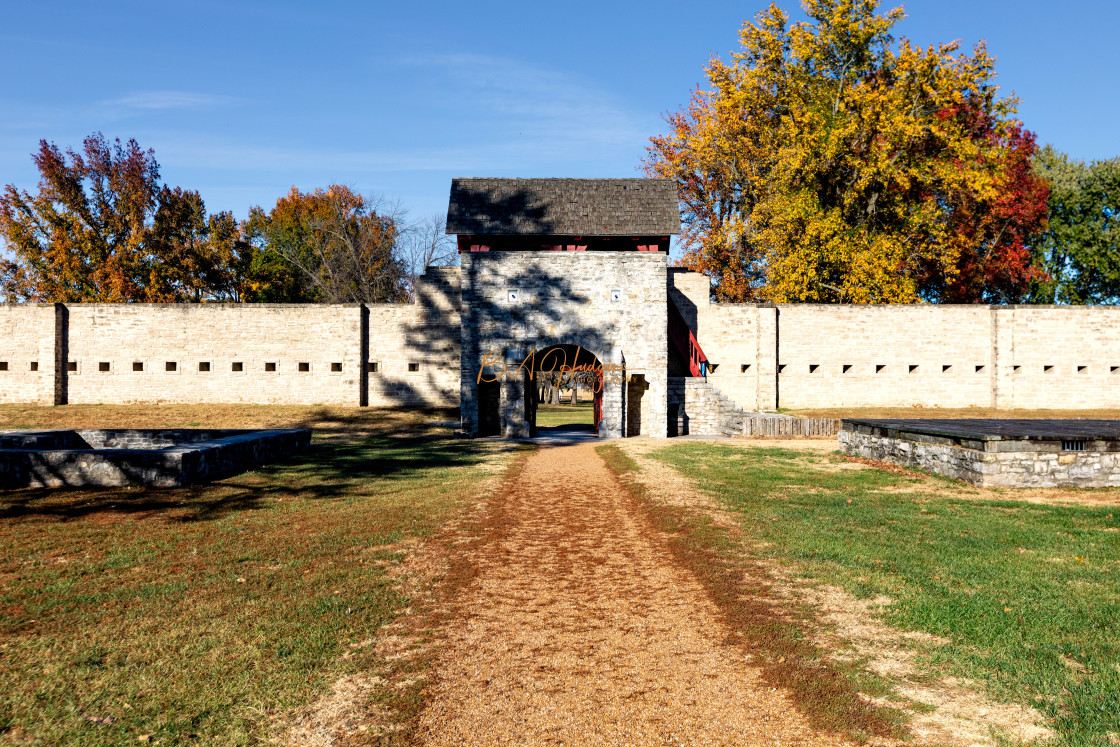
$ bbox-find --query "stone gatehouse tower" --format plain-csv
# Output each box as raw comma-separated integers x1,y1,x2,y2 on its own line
447,178,678,438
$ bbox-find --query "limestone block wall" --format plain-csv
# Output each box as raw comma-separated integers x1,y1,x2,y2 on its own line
0,304,63,405
64,304,366,406
460,251,668,438
670,269,1120,412
997,306,1120,409
367,268,461,407
0,270,461,408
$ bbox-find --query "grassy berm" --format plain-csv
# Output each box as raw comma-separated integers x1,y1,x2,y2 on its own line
0,405,508,745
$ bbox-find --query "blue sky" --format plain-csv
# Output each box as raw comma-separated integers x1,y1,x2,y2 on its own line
2,0,1117,225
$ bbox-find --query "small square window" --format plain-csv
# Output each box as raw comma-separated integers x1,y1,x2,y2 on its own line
265,362,277,372
1013,365,1021,372
942,365,952,373
909,365,919,374
809,364,819,373
1077,365,1088,373
98,362,110,372
777,364,786,373
298,362,310,372
875,364,886,373
975,365,985,373
198,362,211,372
740,364,750,373
408,362,420,372
133,362,144,372
29,362,38,372
1044,365,1054,373
232,362,244,372
0,362,7,372
331,362,342,373
165,361,177,372
843,364,853,374
1112,366,1119,374
367,361,379,373
67,361,77,372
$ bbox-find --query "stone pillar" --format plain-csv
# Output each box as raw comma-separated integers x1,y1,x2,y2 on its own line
756,304,779,410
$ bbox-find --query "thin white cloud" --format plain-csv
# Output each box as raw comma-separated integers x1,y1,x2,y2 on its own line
100,91,244,111
399,52,655,149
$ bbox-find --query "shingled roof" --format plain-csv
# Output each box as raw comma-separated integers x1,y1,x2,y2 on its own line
446,178,680,236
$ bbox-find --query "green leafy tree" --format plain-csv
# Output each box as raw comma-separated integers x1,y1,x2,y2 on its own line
1031,146,1120,303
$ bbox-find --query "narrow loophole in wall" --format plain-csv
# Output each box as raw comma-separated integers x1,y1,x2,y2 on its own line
1013,365,1021,372
232,362,243,372
777,364,786,373
875,364,885,373
1044,365,1054,373
133,362,144,372
0,362,7,372
975,365,985,373
843,364,853,373
331,362,342,372
29,362,38,372
1078,365,1088,373
165,362,177,372
740,364,750,373
199,362,211,372
1112,366,1119,374
809,364,819,373
98,362,110,372
367,361,378,373
942,364,952,373
298,362,310,372
265,362,277,372
408,362,420,372
909,365,919,373
67,361,77,372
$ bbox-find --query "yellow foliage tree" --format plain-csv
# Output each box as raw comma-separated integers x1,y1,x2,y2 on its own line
646,0,1038,303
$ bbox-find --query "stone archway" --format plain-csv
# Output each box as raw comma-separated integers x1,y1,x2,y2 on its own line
520,344,604,438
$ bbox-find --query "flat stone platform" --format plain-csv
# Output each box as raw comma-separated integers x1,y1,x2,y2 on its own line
0,428,311,489
839,419,1120,488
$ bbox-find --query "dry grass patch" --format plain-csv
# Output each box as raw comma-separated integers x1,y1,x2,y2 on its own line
0,407,514,746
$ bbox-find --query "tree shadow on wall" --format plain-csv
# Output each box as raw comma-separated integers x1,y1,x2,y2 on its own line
0,434,503,523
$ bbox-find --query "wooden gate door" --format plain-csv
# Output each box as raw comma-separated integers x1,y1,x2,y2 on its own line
593,371,603,432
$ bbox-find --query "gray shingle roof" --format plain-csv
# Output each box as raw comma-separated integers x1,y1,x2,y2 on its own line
446,178,680,236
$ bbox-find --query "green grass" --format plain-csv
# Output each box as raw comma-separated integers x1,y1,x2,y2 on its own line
651,442,1120,746
0,433,508,745
535,401,594,428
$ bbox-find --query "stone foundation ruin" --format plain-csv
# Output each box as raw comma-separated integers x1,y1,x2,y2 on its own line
0,428,311,489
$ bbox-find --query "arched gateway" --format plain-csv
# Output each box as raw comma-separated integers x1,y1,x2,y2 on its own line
449,178,680,438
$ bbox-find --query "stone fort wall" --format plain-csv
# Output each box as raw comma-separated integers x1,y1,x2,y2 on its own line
670,269,1120,411
0,269,461,409
3,264,1120,416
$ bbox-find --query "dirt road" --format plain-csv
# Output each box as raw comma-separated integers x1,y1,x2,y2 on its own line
415,442,850,746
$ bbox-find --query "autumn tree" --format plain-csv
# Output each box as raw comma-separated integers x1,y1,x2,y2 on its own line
646,0,1049,303
247,186,408,304
1030,146,1120,304
0,133,260,303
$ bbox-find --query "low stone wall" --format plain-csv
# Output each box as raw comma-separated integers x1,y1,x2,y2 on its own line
0,429,311,489
839,428,1120,488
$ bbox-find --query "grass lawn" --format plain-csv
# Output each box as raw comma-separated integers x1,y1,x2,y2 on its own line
648,442,1119,746
0,405,511,745
535,401,594,429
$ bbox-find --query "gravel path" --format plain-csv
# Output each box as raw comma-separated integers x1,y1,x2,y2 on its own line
415,442,852,746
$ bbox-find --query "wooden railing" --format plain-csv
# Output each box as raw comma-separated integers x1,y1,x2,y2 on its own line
668,299,708,378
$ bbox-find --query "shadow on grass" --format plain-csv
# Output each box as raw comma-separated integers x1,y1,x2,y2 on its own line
0,433,496,524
